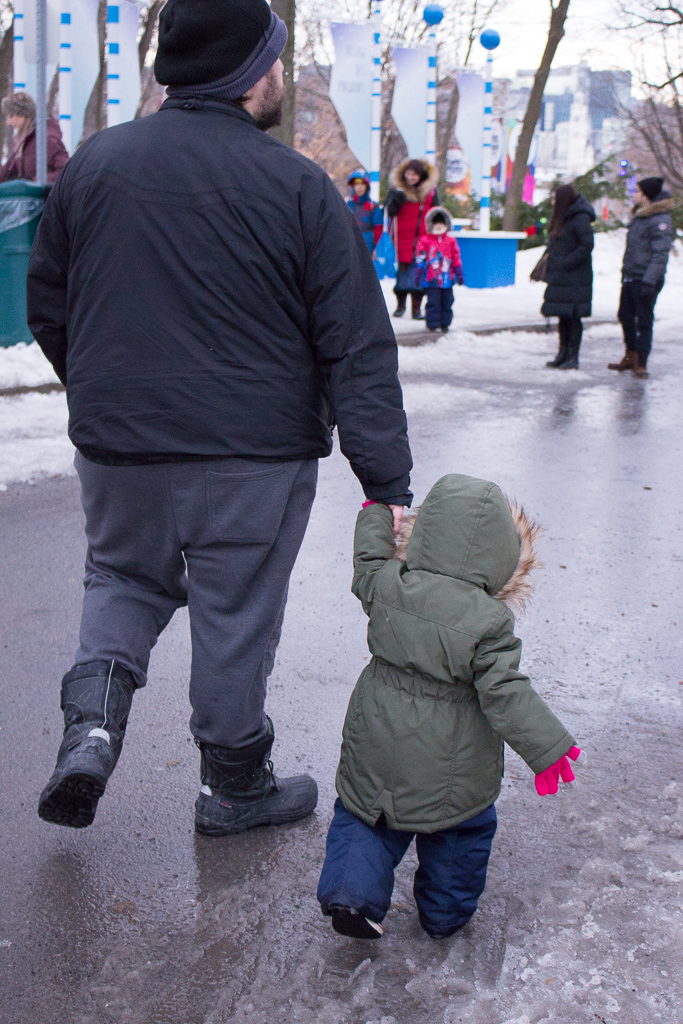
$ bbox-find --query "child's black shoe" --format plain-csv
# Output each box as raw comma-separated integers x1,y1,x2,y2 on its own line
329,905,384,940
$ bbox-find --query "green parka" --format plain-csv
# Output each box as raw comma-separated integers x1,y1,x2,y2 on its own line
336,474,576,833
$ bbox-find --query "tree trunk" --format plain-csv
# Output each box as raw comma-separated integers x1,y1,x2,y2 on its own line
0,21,13,160
502,0,570,230
268,0,295,147
138,0,166,72
81,0,108,142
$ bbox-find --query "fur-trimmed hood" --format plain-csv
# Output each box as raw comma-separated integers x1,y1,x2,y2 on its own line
394,475,542,613
634,194,675,219
425,205,453,232
390,159,439,203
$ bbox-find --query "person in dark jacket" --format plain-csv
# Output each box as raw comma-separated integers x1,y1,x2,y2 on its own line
541,185,595,369
608,177,674,379
27,0,412,839
346,169,383,253
385,158,439,320
0,92,69,183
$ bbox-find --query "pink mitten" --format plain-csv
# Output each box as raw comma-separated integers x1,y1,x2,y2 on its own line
534,746,581,796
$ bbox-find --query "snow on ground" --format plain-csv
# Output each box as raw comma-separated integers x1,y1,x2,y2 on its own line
0,391,74,488
0,340,60,390
386,230,681,335
0,230,680,488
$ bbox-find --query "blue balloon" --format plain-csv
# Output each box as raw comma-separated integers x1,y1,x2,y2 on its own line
423,4,444,26
480,28,501,50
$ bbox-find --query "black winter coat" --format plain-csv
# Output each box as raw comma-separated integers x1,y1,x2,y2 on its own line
621,193,674,286
541,194,596,319
26,98,412,504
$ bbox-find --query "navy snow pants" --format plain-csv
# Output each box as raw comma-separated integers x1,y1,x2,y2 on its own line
425,286,454,330
317,798,497,938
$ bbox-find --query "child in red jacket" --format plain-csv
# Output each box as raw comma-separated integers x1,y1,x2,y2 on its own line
414,207,464,333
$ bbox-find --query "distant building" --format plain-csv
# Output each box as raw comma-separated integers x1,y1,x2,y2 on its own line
498,62,631,190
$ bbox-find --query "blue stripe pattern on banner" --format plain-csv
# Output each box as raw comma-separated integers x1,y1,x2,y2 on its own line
107,6,119,23
109,42,119,53
61,12,71,22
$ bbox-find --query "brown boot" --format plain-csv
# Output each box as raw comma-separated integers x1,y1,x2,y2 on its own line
608,350,637,371
632,361,649,379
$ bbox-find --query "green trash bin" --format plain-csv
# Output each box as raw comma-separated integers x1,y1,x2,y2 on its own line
0,180,47,347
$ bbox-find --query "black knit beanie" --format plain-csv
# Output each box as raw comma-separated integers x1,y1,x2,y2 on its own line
638,177,664,201
154,0,287,94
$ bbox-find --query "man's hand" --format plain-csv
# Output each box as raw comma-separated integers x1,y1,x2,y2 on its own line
388,504,404,536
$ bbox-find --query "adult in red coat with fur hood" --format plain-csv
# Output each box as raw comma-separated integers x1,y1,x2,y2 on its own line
385,158,439,320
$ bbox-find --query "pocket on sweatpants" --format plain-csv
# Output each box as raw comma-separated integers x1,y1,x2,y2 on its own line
207,465,289,543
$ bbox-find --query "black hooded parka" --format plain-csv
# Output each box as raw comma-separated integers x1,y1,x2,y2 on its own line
541,194,596,319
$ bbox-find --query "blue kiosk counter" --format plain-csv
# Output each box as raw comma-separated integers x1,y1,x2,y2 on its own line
456,231,528,289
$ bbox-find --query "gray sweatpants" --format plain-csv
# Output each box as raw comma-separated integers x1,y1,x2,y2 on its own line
74,453,317,748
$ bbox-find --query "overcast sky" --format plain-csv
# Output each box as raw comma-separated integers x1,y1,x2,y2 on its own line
455,0,642,79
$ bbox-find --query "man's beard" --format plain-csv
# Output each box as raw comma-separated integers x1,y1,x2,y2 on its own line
252,68,284,131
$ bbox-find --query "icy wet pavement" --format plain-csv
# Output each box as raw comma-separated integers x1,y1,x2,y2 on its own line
1,323,682,1024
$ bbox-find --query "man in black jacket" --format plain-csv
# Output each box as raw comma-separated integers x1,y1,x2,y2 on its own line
608,176,674,379
28,0,412,837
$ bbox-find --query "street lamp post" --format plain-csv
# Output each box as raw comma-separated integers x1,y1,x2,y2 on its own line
106,4,121,128
369,0,383,203
35,0,48,186
59,4,72,154
13,0,27,91
479,28,500,232
423,4,444,164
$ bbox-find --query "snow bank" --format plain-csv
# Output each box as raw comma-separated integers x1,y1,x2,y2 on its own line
1,228,680,488
0,391,74,488
0,341,60,390
387,229,682,335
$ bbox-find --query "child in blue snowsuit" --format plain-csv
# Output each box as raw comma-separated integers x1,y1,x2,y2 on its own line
346,169,383,253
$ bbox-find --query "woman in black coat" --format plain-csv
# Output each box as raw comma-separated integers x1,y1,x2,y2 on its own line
541,185,596,369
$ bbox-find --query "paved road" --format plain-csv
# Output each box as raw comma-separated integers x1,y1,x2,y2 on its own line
1,326,681,1024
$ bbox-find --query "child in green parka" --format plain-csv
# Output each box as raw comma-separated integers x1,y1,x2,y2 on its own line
317,473,581,940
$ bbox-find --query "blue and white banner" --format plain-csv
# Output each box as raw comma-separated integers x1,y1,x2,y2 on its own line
390,46,429,159
329,21,373,171
454,71,484,195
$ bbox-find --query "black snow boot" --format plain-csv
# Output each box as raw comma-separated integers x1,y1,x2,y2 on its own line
546,320,568,367
38,661,136,828
558,318,582,370
329,906,384,940
194,718,318,837
545,342,568,368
